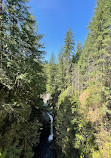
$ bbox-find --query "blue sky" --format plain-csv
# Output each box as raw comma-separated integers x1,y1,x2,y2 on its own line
28,0,97,60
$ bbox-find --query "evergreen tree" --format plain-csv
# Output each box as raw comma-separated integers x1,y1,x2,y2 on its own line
46,52,57,95
72,42,82,93
55,1,111,157
57,47,65,92
64,27,75,88
0,0,45,157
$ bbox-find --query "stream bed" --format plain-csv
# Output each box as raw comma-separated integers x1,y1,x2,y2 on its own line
34,139,56,158
33,112,56,158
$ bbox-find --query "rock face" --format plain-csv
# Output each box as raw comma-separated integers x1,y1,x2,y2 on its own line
40,111,51,141
42,111,50,122
41,93,51,106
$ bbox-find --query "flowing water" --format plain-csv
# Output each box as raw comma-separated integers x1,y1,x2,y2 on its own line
34,112,56,158
47,113,53,142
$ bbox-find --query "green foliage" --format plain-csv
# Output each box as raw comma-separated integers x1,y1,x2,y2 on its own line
54,0,111,157
1,0,111,157
56,87,73,155
0,0,45,157
56,47,65,92
64,27,75,88
46,53,58,95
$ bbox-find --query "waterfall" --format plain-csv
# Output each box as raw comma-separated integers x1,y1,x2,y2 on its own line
47,113,53,142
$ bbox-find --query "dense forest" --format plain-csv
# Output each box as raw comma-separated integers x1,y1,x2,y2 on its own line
0,0,111,158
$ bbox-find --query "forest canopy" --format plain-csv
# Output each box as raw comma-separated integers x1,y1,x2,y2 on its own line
0,0,111,158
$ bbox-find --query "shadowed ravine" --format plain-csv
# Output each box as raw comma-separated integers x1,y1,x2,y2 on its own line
34,139,56,158
33,112,56,158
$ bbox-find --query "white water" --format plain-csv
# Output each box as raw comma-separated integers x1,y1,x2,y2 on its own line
47,113,53,142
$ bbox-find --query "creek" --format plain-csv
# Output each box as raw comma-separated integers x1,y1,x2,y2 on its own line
33,111,56,158
47,113,53,142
